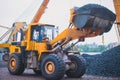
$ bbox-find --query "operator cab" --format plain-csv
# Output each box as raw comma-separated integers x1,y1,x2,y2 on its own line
31,24,55,42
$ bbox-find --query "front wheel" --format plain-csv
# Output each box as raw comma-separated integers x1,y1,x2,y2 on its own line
66,55,87,78
41,54,65,80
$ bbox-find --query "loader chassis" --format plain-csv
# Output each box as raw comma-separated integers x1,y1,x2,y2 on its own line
2,23,87,80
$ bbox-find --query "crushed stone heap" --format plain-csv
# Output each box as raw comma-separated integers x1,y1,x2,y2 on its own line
82,45,120,77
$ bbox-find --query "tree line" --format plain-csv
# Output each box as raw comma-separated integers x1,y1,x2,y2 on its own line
71,43,116,52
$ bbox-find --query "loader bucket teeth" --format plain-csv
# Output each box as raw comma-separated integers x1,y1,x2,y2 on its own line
72,4,116,35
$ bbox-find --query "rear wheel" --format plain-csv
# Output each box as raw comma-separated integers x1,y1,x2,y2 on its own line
41,54,65,80
66,55,86,78
8,53,25,75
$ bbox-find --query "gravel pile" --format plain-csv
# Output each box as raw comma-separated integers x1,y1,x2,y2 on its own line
82,45,120,77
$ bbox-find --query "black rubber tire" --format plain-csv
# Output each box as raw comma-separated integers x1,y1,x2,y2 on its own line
8,53,25,75
41,54,65,80
33,69,41,75
66,55,86,78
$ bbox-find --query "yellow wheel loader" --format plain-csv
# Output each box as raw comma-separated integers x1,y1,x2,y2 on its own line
0,0,116,80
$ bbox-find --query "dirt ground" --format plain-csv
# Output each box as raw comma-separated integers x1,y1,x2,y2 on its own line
0,67,120,80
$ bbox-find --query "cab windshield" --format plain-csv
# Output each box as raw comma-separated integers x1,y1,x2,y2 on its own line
31,25,54,42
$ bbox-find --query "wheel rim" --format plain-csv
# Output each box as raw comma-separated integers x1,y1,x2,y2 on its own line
45,61,55,74
71,61,78,71
10,58,16,70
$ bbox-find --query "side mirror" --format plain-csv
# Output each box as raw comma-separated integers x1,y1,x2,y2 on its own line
55,26,59,35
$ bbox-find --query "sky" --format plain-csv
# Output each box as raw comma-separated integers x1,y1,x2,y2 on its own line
0,0,118,45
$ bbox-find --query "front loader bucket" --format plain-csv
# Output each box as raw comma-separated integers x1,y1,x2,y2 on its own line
72,4,116,35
